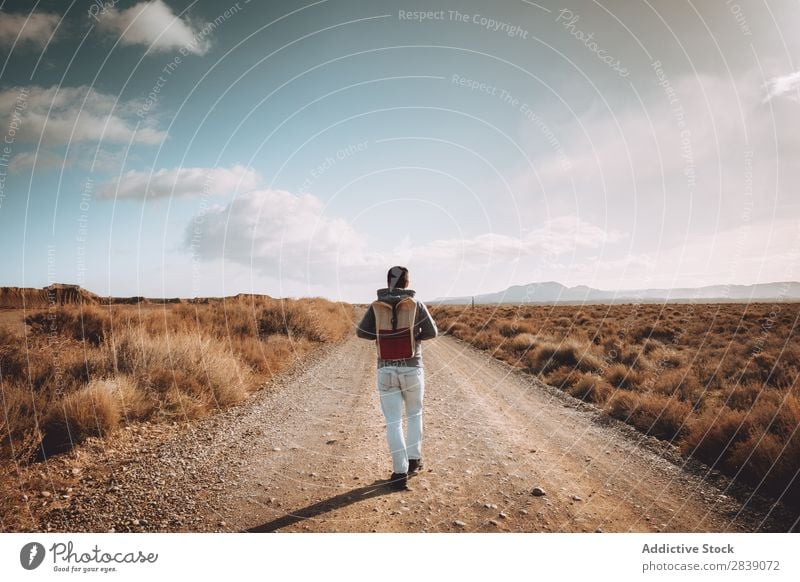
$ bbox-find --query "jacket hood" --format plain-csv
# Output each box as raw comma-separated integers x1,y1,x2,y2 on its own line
376,287,416,304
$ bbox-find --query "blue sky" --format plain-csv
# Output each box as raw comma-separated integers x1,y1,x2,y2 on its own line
1,0,799,302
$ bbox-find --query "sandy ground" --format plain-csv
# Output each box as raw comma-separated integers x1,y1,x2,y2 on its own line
21,334,794,533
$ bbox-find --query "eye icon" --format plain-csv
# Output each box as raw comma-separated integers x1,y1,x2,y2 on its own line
20,542,46,570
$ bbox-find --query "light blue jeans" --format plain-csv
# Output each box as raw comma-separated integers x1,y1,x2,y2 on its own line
376,365,425,474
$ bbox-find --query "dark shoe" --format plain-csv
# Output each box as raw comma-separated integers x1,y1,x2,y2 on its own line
408,458,423,475
388,472,408,490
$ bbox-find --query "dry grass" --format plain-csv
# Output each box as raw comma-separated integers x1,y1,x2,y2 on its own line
0,297,353,462
431,302,800,505
39,380,121,455
567,373,614,404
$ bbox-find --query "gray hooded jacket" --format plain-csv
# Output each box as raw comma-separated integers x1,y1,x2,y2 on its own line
355,287,438,368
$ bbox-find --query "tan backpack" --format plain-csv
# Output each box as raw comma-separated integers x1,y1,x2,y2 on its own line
371,297,418,359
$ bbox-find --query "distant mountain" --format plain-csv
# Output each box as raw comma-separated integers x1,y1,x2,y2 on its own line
432,281,800,305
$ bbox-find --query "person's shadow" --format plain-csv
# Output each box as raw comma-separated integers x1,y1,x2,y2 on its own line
245,479,400,532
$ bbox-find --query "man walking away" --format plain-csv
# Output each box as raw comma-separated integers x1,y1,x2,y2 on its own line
356,266,438,490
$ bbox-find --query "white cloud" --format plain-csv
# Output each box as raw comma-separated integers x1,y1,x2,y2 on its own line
8,150,63,173
764,70,800,102
406,216,625,263
97,0,209,55
10,147,135,174
535,217,800,290
183,174,623,285
187,188,371,280
97,165,260,199
514,69,800,257
0,12,59,49
0,85,166,146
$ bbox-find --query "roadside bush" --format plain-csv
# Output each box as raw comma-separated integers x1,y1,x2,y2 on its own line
606,391,690,441
727,417,800,500
509,333,537,353
1,298,353,466
735,352,790,388
527,339,603,375
25,306,110,346
444,322,468,336
651,369,705,405
498,320,533,337
567,374,613,404
470,331,503,351
108,376,155,421
0,327,26,379
39,381,121,456
682,407,752,471
259,302,319,340
0,379,44,461
604,363,644,390
257,299,350,343
544,365,583,390
632,323,677,343
111,330,250,410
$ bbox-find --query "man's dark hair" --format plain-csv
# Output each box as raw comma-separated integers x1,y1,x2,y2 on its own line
387,266,409,289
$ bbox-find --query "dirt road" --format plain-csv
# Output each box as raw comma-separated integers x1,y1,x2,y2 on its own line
34,334,791,533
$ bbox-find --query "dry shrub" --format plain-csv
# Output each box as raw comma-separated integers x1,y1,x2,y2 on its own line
682,407,751,470
163,386,207,419
527,338,602,375
0,327,27,379
721,382,770,411
632,323,677,343
470,331,503,351
606,391,690,441
109,376,154,421
606,390,639,421
25,309,75,337
619,346,653,370
498,320,533,337
0,379,44,461
302,298,352,342
601,338,624,360
604,363,644,390
649,347,685,370
258,298,349,343
641,339,660,355
727,413,800,500
779,344,800,369
73,305,111,346
259,301,317,340
444,322,468,336
1,298,350,465
25,305,111,346
651,369,705,404
567,374,613,404
236,334,306,376
735,352,790,388
65,348,114,385
545,366,583,390
454,326,477,343
111,330,250,410
509,333,537,353
40,381,121,456
233,336,271,373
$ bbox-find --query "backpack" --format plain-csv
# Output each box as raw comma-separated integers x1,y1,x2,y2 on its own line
371,297,418,360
